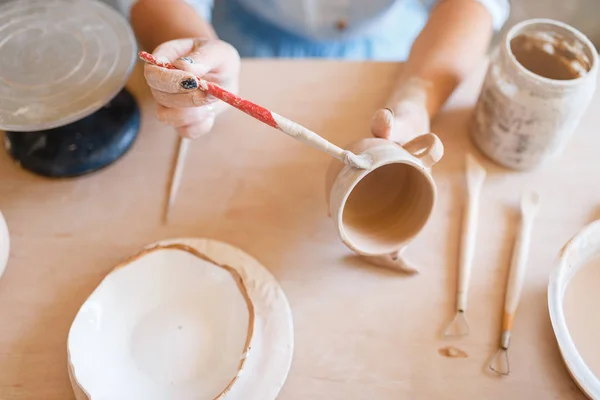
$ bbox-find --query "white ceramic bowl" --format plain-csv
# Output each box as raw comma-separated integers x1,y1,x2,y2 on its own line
549,220,600,398
0,209,9,281
68,238,294,400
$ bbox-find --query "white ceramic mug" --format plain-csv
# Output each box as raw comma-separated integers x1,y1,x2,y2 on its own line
325,133,444,267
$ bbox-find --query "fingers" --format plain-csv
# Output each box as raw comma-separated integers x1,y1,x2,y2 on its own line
371,103,431,144
371,108,395,139
176,116,216,139
172,40,240,77
156,104,215,128
144,64,199,94
152,38,199,64
144,39,240,102
145,38,236,93
156,104,216,139
151,88,213,108
150,38,240,80
144,38,240,140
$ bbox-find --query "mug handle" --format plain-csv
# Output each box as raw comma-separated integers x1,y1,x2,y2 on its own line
402,133,444,169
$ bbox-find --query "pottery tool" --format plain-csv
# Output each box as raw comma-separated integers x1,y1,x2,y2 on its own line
139,51,371,170
443,153,486,337
489,190,540,376
164,136,190,222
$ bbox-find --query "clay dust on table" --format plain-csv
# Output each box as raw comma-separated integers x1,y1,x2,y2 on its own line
438,346,468,358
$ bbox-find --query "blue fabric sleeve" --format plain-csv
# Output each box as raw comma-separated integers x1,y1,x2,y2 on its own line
114,0,214,21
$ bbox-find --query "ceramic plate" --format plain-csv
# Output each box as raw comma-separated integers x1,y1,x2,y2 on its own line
549,221,600,399
0,209,8,280
68,238,294,400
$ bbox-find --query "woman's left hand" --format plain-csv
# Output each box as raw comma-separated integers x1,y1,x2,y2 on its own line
369,101,430,144
363,101,431,273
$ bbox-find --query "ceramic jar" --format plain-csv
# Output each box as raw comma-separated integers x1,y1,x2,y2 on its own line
470,19,599,170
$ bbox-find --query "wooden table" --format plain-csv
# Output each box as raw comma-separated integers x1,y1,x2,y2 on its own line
0,60,597,399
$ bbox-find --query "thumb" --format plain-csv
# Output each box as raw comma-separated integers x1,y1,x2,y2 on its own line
372,103,431,144
371,108,395,139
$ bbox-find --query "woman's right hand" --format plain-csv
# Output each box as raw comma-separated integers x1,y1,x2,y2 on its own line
144,38,241,138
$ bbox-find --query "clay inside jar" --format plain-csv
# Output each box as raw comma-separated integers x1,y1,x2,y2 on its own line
341,163,434,255
510,32,592,80
563,253,600,378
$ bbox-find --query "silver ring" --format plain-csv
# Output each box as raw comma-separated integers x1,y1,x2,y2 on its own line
179,56,194,64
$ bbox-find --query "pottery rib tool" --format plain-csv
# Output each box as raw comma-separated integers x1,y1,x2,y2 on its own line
443,153,486,337
164,136,190,222
139,51,371,170
489,190,540,376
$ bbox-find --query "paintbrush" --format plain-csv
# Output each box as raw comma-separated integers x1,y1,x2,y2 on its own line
443,153,486,337
138,51,371,170
489,190,540,375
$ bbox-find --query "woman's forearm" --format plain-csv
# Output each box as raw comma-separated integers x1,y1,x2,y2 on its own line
388,0,494,118
130,0,217,52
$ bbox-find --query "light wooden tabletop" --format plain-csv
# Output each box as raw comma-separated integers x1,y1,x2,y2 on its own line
0,60,597,399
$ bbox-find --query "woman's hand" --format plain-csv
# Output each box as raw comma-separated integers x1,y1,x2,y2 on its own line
365,97,431,274
143,38,240,138
370,102,430,145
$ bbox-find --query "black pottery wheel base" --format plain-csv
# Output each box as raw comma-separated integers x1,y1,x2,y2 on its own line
3,89,140,178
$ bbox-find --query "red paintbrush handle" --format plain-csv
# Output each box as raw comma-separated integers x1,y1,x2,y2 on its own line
138,51,277,128
138,51,371,169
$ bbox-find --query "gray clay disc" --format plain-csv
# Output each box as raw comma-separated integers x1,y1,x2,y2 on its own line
0,0,137,131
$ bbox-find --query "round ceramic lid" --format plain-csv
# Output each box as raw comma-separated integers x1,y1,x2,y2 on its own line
0,0,137,132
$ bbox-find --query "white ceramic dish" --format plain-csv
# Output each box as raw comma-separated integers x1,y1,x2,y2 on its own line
548,220,600,399
0,209,9,281
68,238,294,400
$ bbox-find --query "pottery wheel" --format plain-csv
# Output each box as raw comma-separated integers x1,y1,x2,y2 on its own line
0,0,136,131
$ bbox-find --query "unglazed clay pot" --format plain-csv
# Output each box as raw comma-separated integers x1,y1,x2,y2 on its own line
471,19,599,171
325,133,444,261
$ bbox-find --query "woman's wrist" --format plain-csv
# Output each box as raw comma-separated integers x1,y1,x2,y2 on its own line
131,0,217,52
371,75,432,144
385,75,432,119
